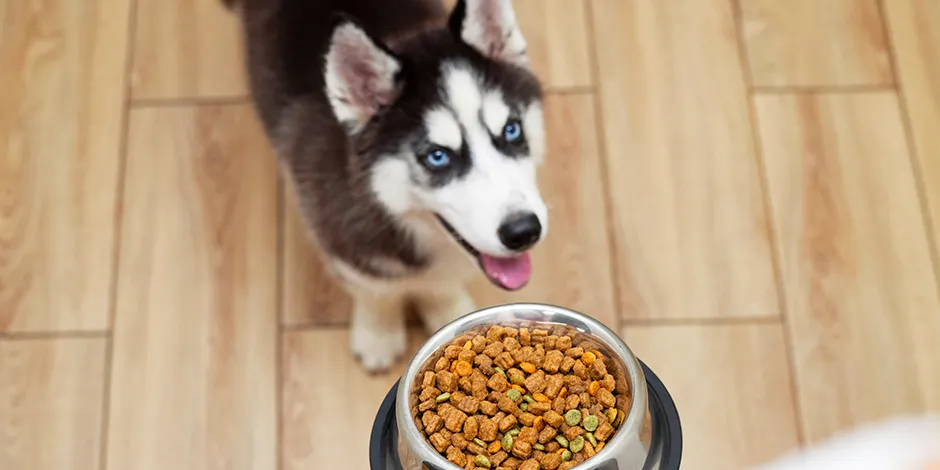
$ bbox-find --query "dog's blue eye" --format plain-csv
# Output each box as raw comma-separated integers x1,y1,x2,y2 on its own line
503,120,523,142
424,149,451,168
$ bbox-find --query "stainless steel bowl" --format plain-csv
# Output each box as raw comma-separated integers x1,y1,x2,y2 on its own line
395,303,655,470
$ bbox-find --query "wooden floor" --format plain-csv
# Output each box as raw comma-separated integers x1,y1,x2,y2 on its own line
2,0,939,469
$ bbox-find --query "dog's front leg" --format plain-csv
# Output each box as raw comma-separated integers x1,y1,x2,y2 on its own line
414,287,477,335
349,287,408,373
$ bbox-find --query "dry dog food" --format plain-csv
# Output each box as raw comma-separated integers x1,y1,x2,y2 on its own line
410,323,632,470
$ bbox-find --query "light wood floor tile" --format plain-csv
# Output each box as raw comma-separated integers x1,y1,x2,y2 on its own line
622,324,800,470
282,329,426,470
513,0,593,89
130,0,246,100
739,0,893,87
0,338,107,470
106,105,278,470
0,0,131,332
281,188,353,327
470,93,618,327
754,93,940,442
885,4,940,409
590,0,778,320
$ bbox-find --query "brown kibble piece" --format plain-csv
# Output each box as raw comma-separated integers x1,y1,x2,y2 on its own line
491,450,509,466
467,442,486,455
438,371,458,392
543,350,564,374
594,421,615,441
597,388,617,408
458,349,476,364
472,335,488,353
519,459,539,470
420,386,441,402
419,399,437,412
481,401,498,416
445,409,468,432
519,426,539,444
552,397,566,414
479,418,498,441
464,416,479,439
504,336,522,352
519,328,531,346
519,412,536,427
494,352,515,370
423,371,437,388
592,359,608,379
602,374,616,391
511,440,532,459
566,394,581,411
538,426,557,444
524,371,547,394
430,433,449,452
446,446,468,467
483,341,505,358
498,414,518,432
559,462,578,470
457,396,480,414
544,410,565,428
487,372,510,392
423,412,444,434
565,347,584,358
564,426,585,440
451,433,469,450
528,402,551,415
435,357,451,372
541,453,563,470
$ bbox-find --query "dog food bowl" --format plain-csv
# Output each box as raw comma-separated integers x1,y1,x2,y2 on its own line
369,303,683,469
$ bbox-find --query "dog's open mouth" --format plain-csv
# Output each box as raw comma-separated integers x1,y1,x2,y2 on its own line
436,216,532,291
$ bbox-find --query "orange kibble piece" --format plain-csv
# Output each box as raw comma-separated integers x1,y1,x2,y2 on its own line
520,362,537,374
533,416,544,430
464,341,473,350
488,441,502,454
512,384,526,394
533,393,550,403
596,442,605,452
556,448,566,455
454,360,473,377
581,352,597,365
558,387,568,398
588,381,601,396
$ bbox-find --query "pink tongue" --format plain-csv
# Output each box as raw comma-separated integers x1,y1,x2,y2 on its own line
480,253,532,291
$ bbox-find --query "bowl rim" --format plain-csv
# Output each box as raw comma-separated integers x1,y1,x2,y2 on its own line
396,302,649,470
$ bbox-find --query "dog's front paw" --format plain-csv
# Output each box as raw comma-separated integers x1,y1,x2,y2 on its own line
419,289,477,334
351,320,407,373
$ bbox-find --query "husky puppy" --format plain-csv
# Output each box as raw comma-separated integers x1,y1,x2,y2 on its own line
225,0,548,371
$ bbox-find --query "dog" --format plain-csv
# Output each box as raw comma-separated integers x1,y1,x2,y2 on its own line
224,0,549,371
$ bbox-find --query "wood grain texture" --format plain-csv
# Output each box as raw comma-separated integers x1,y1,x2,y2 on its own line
0,0,131,332
282,329,426,470
622,324,800,470
740,0,893,87
470,93,618,327
754,93,940,442
106,104,278,470
130,0,246,99
885,5,940,405
513,0,593,89
590,0,778,320
0,338,107,470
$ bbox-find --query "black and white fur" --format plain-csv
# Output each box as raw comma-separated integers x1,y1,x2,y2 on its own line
226,0,548,371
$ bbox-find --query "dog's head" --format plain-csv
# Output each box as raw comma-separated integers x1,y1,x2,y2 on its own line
324,0,547,291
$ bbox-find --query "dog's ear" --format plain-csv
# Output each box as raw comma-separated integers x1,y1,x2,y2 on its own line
449,0,528,67
325,18,403,131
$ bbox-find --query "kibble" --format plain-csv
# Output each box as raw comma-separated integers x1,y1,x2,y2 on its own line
412,322,632,469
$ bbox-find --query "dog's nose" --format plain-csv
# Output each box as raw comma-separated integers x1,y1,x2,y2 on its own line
498,212,542,251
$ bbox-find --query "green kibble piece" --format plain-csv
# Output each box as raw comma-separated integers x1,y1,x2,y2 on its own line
506,389,522,402
569,436,585,453
474,454,491,468
523,394,535,404
501,433,514,452
494,367,505,375
564,409,582,426
561,450,572,462
519,403,529,412
586,432,597,446
555,436,569,448
508,428,521,437
474,438,486,447
533,444,545,451
583,415,599,432
436,393,451,403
